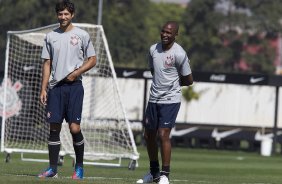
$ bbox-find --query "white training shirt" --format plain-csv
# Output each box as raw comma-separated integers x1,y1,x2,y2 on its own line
41,26,96,88
148,42,192,104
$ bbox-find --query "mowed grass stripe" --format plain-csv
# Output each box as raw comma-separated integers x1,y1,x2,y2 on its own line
1,146,282,184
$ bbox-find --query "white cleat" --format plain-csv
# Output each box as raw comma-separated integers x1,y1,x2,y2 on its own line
136,172,153,183
158,175,169,184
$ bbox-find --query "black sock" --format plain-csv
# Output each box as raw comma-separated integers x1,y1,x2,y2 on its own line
161,165,170,178
150,161,160,180
48,130,61,172
72,131,84,167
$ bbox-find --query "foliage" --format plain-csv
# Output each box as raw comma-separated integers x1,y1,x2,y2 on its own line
102,0,151,68
232,0,282,33
145,2,186,46
182,0,282,74
182,86,200,103
181,85,201,121
0,0,99,72
102,1,185,68
182,0,225,72
0,0,54,71
0,0,282,74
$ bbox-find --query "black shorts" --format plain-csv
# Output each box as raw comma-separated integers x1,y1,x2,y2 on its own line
46,80,84,124
144,102,181,130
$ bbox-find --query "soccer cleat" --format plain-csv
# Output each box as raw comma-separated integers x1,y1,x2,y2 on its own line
72,166,84,179
136,172,153,183
136,172,158,183
158,175,169,184
38,167,58,178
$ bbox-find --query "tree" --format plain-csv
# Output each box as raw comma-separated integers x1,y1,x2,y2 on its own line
181,86,200,122
102,0,186,68
102,0,151,68
1,0,281,73
182,0,226,72
232,0,282,33
0,0,58,73
182,0,281,74
0,0,99,73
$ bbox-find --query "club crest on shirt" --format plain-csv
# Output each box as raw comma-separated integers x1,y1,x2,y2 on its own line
164,54,175,68
70,35,79,46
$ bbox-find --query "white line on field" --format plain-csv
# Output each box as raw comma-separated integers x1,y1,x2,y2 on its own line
7,173,194,183
5,174,272,184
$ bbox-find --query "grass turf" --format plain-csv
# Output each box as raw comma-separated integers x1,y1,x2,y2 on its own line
1,146,282,184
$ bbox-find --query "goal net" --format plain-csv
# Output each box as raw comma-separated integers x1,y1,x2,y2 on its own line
1,23,139,166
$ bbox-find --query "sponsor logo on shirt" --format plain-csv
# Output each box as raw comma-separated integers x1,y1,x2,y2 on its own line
164,55,175,68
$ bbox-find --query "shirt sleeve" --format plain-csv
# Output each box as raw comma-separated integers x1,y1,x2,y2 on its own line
177,53,192,76
83,33,96,59
148,50,153,70
41,35,51,60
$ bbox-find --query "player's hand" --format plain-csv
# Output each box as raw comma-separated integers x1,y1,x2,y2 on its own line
40,90,47,105
66,70,79,81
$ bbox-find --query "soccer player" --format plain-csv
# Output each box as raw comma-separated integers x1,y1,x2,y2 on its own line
38,0,96,179
137,21,193,184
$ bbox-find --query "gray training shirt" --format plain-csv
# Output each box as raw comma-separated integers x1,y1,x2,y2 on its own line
148,42,192,104
41,26,96,88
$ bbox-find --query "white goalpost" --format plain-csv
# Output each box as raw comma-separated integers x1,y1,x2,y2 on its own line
1,23,139,168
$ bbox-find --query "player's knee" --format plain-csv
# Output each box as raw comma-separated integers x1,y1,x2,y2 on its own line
144,129,157,142
69,123,81,134
70,127,81,134
143,132,149,142
158,130,170,142
158,134,169,142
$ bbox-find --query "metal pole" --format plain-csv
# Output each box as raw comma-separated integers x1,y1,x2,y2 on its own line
272,86,279,154
97,0,103,25
141,79,148,145
142,79,148,124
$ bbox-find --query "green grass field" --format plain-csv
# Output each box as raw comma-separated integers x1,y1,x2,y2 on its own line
1,146,282,184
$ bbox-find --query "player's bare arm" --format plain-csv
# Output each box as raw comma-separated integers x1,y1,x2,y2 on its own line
40,59,51,105
66,56,97,81
180,73,193,86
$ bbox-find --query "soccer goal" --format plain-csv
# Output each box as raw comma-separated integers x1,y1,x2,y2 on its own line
1,23,139,169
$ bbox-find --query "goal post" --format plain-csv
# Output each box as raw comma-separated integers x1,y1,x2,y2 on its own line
1,23,139,167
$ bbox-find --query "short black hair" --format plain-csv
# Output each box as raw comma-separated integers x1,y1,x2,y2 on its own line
166,21,179,34
55,0,75,15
